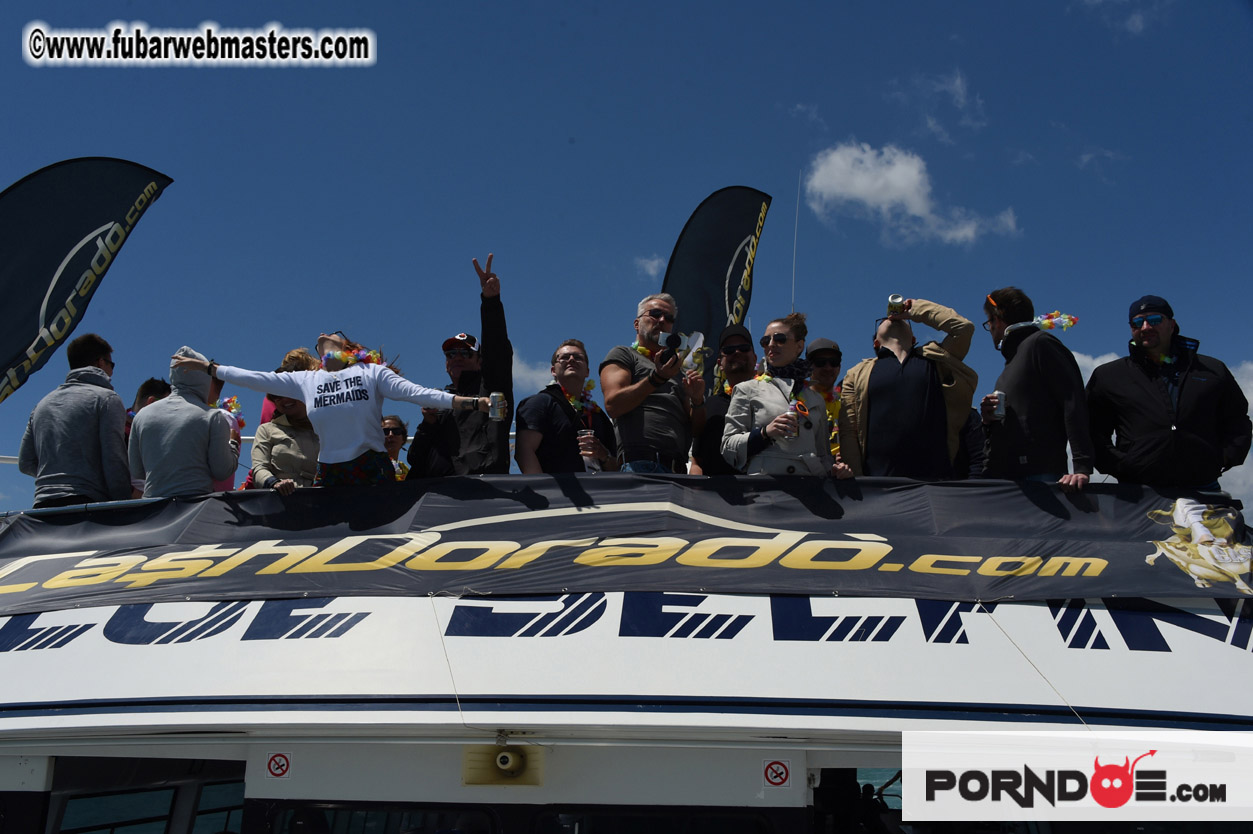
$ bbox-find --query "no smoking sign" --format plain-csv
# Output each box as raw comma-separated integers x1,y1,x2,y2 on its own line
266,752,291,779
763,759,790,788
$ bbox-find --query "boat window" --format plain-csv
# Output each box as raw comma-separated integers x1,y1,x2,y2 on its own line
272,807,494,833
191,781,245,833
59,787,175,834
533,813,769,834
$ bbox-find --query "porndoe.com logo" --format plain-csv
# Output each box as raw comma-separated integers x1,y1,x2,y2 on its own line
925,750,1226,810
904,732,1250,822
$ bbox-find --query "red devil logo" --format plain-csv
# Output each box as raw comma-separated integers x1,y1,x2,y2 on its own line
1090,750,1156,808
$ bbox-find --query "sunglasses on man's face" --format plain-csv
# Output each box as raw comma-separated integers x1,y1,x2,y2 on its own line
760,333,792,347
720,343,752,355
382,427,406,437
444,349,475,360
810,357,841,368
554,353,588,364
643,309,675,323
1130,314,1165,329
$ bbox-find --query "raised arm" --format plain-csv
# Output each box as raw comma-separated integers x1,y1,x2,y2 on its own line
172,355,308,401
907,298,974,361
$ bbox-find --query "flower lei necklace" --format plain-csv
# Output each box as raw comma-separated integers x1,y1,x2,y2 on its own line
321,348,384,369
630,340,657,359
211,395,246,428
561,379,600,414
807,383,836,404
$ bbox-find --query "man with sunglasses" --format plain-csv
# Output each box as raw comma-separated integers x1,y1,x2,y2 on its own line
981,287,1092,491
806,338,844,461
1086,295,1250,489
515,339,618,474
691,324,757,475
407,253,514,477
600,293,706,473
839,298,977,480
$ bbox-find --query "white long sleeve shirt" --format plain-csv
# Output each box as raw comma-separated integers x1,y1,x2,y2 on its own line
216,363,454,464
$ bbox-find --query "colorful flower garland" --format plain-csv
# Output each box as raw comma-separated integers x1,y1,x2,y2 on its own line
322,348,384,369
629,340,656,360
1035,311,1078,331
211,395,246,429
561,378,601,415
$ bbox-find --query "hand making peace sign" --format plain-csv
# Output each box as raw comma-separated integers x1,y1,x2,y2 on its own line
472,252,500,298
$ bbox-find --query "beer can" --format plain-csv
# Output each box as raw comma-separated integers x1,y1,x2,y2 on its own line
488,392,507,422
887,294,906,316
992,390,1007,420
784,401,800,438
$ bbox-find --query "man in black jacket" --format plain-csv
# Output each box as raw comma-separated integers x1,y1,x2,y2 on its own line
981,287,1093,492
407,254,514,476
1086,294,1250,489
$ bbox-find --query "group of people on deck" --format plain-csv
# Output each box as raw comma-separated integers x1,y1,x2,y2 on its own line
16,252,1252,507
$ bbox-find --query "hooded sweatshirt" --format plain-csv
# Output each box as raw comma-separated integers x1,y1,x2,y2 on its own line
18,365,130,505
129,346,240,497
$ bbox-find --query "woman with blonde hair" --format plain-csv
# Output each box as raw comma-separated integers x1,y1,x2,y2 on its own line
173,332,495,486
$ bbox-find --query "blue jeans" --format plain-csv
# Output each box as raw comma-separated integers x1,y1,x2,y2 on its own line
621,460,670,474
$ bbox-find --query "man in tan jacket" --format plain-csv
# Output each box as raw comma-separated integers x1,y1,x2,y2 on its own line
838,298,978,479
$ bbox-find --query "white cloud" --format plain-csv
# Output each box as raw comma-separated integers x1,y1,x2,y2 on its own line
512,353,555,395
1010,150,1037,166
788,102,828,131
924,115,953,145
634,255,665,280
1076,0,1174,37
889,69,989,145
930,69,987,130
1077,147,1128,183
804,141,1019,245
1072,351,1120,384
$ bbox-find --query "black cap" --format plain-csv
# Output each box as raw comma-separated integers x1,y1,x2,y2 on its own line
807,337,842,361
718,324,752,349
441,333,480,352
1129,295,1173,321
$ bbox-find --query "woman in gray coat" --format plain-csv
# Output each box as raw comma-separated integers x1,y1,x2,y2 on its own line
721,313,851,477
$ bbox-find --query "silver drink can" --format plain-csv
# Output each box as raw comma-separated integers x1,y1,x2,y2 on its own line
887,294,906,316
785,401,800,438
488,392,507,422
992,390,1007,420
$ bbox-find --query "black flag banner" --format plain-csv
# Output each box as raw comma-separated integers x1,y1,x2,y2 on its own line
0,476,1248,617
661,186,771,386
0,158,173,404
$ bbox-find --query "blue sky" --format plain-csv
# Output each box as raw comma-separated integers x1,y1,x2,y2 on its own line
2,1,1251,510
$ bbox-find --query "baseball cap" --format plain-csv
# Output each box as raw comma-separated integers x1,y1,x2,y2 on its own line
1129,295,1174,321
718,324,753,349
807,337,842,361
441,333,480,352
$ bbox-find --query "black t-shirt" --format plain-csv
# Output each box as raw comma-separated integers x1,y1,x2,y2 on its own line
515,384,617,473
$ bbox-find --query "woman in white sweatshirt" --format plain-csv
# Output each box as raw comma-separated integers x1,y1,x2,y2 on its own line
172,332,494,485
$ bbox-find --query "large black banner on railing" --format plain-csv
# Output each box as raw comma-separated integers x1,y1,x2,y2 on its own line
0,476,1248,616
0,158,173,404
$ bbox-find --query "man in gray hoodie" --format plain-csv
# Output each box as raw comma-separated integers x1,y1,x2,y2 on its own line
19,333,131,508
129,346,240,498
